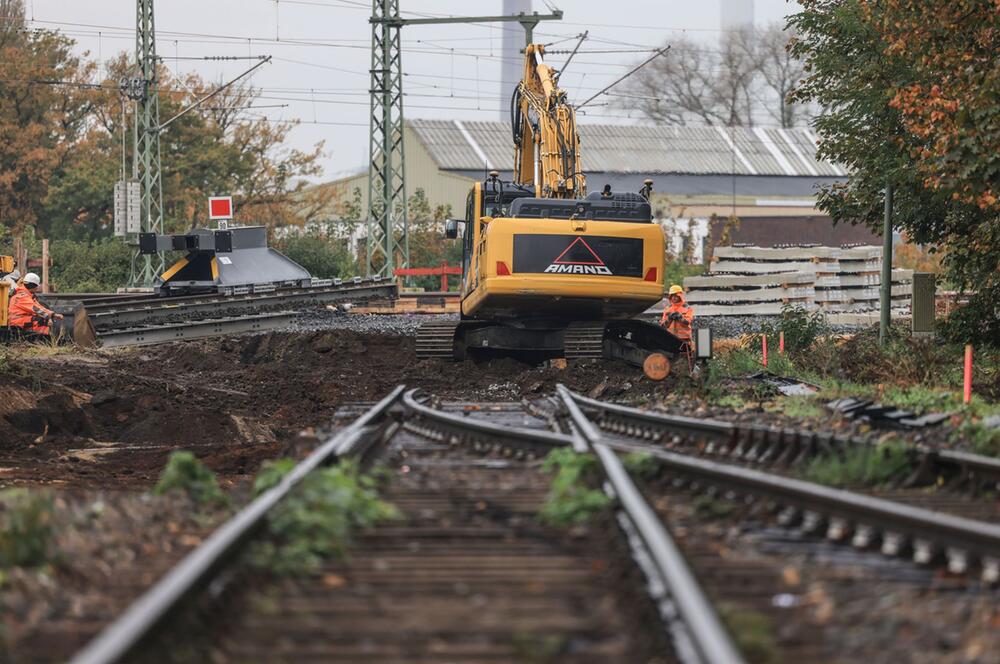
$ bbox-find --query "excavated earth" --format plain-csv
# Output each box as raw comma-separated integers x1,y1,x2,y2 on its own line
0,324,670,490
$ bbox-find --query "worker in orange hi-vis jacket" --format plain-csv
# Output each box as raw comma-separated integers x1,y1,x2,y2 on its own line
8,273,62,338
659,284,694,342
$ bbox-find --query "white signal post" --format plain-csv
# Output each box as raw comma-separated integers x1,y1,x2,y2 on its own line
208,196,234,230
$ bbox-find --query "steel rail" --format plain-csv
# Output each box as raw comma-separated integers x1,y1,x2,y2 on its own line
86,280,396,329
401,389,572,451
69,385,407,664
557,385,746,664
570,392,1000,486
96,311,300,348
563,390,1000,576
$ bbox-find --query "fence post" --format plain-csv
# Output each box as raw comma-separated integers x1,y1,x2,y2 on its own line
964,344,973,405
41,239,50,293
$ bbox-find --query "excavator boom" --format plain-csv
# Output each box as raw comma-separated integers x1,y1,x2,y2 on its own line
512,44,585,199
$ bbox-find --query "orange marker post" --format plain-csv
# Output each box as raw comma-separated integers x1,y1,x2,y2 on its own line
779,331,785,354
762,335,768,368
963,344,973,405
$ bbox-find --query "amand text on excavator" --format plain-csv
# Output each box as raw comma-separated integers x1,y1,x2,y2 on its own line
417,43,686,369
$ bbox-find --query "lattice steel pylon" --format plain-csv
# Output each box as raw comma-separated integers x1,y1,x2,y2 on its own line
364,4,562,278
366,0,408,278
129,0,165,287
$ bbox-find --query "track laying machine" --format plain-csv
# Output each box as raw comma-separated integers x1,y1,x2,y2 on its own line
417,44,683,367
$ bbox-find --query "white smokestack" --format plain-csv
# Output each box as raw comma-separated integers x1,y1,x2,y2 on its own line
501,0,532,122
721,0,754,32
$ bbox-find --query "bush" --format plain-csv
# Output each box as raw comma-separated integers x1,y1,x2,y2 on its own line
760,305,829,355
663,261,705,290
539,448,612,526
250,459,399,575
153,451,228,506
49,239,131,293
276,235,357,279
0,489,55,568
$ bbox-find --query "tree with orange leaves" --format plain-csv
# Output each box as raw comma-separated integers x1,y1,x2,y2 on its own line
789,0,1000,346
869,0,1000,212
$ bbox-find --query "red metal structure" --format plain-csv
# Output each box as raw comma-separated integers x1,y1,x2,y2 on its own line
394,262,462,291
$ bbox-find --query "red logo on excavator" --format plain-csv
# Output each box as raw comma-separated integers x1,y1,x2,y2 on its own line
544,237,612,275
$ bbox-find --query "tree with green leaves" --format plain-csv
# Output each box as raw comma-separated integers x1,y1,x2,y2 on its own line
407,188,459,291
788,0,999,346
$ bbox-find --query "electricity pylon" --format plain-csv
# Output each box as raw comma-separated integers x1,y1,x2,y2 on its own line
365,1,562,278
130,0,165,287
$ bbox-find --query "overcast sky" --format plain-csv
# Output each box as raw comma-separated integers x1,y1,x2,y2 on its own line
29,0,798,181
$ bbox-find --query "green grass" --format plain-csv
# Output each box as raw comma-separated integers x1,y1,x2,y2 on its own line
717,603,779,664
154,451,228,507
539,448,612,527
693,495,735,520
711,394,748,410
803,441,912,488
250,459,400,575
0,489,55,569
951,420,1000,457
622,451,661,479
767,395,825,420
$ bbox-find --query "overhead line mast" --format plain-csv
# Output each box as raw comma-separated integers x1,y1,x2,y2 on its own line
364,1,563,278
130,0,165,287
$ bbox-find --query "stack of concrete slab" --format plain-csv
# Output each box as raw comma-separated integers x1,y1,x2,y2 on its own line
668,245,914,322
683,271,815,316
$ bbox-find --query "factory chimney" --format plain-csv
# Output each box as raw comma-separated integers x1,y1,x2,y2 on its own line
720,0,754,34
501,0,532,122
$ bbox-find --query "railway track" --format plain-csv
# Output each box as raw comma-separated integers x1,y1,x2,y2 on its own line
49,278,397,348
67,387,1000,663
68,387,741,664
551,389,1000,580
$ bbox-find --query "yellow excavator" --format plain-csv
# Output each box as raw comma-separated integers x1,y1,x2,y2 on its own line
417,44,683,366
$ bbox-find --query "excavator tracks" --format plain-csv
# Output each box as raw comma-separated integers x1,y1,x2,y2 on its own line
415,320,460,360
563,322,606,361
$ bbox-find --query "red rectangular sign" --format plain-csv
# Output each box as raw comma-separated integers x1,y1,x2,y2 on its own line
208,196,234,219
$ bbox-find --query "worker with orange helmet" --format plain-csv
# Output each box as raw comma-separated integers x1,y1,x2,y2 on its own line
8,273,63,338
660,284,694,341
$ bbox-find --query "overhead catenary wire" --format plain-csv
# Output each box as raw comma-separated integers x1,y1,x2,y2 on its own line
576,46,671,109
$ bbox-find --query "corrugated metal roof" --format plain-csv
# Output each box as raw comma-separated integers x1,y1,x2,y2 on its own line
408,119,846,177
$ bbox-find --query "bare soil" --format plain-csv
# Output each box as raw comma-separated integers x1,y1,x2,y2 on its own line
0,330,668,490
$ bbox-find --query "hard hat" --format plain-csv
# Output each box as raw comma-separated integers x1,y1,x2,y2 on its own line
23,272,41,287
8,269,19,281
668,284,683,296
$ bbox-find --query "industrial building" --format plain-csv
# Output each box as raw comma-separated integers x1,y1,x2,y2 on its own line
314,119,874,259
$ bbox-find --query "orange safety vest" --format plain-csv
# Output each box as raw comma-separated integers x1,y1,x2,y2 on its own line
8,288,54,335
660,294,694,341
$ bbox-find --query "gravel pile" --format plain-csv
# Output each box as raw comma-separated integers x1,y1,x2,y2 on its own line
288,310,457,335
290,310,864,339
642,314,864,338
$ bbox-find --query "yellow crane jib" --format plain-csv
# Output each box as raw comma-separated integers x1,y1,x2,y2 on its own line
512,44,585,199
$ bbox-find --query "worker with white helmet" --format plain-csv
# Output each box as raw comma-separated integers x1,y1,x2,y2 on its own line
8,272,63,338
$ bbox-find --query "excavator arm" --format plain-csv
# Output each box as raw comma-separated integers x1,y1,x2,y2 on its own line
511,44,585,199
